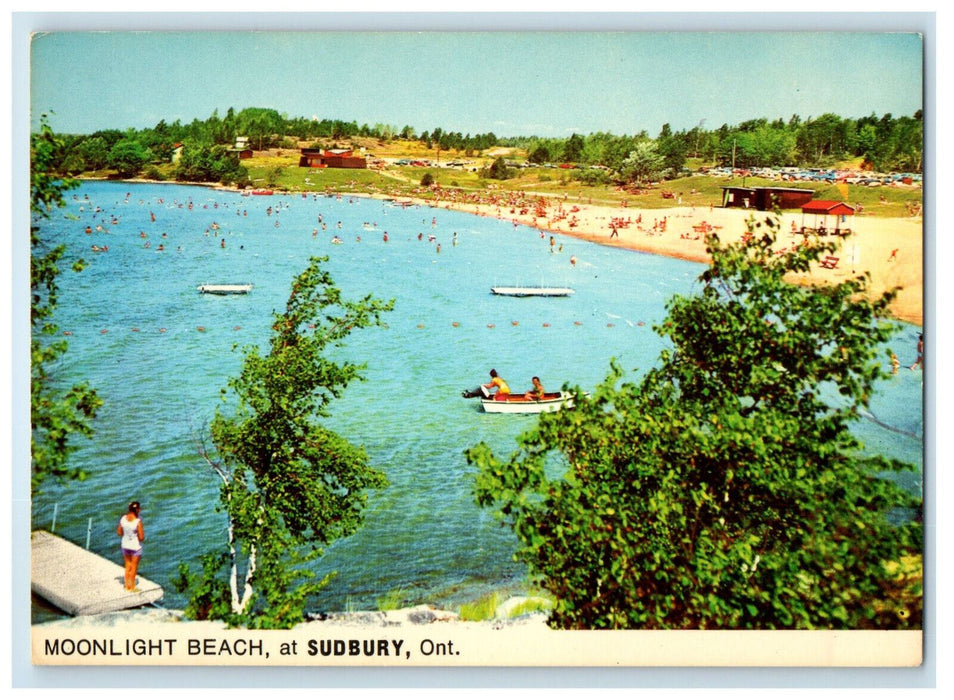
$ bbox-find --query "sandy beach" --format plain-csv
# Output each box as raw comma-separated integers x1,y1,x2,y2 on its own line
399,190,924,326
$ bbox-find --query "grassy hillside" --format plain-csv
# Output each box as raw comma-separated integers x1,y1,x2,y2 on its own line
115,140,923,218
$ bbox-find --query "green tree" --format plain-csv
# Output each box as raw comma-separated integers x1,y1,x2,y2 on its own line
796,113,849,165
176,257,394,628
656,124,689,177
30,115,102,491
174,143,249,186
620,141,665,184
264,165,285,188
483,156,513,180
467,214,922,630
527,142,551,165
75,136,110,172
731,126,797,168
561,133,585,163
237,107,284,150
107,139,153,178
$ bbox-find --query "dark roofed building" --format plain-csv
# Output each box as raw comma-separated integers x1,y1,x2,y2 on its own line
721,186,815,211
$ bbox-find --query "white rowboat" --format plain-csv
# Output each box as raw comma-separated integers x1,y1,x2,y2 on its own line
480,391,575,414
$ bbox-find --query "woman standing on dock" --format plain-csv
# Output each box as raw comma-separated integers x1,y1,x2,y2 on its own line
117,501,145,591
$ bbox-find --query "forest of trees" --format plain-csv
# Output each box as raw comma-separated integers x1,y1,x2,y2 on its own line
505,111,923,175
43,106,923,185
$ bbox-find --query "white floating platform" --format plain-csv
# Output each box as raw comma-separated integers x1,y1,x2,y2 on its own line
197,283,253,295
491,286,575,297
31,530,163,616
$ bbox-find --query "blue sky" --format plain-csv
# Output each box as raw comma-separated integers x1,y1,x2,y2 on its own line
29,27,924,138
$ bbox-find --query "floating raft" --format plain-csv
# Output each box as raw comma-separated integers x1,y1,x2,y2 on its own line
491,286,575,297
31,530,163,616
197,283,253,295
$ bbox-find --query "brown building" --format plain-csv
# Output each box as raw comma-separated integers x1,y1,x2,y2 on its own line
721,186,815,211
299,148,367,169
231,136,253,160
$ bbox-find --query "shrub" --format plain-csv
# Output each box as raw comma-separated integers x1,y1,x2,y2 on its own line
467,213,922,630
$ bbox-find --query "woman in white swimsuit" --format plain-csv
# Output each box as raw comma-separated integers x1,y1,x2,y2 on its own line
117,501,145,591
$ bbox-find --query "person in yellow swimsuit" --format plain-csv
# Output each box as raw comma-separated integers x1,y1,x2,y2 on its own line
483,369,511,401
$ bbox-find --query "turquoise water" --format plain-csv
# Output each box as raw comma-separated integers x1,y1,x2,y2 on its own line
30,181,924,619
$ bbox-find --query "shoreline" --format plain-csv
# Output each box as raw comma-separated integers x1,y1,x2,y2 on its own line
396,191,924,327
34,602,550,630
97,178,925,326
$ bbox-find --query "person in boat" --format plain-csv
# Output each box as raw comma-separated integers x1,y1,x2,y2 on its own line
524,376,545,401
483,369,511,401
117,501,145,592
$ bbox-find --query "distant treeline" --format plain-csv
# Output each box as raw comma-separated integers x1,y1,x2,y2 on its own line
42,106,922,185
502,111,923,174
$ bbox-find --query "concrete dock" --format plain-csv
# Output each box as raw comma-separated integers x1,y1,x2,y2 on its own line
31,530,164,616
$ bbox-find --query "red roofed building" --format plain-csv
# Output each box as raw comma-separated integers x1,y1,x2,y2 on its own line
799,200,856,236
299,148,367,169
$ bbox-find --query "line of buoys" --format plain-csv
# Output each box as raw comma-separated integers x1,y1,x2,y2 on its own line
65,320,648,336
448,321,641,328
437,320,647,329
65,325,254,334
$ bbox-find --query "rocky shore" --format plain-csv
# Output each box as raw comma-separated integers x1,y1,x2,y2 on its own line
35,598,552,631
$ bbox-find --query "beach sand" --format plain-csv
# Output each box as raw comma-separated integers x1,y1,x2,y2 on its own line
405,192,924,326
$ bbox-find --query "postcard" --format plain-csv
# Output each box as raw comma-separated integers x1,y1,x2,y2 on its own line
17,14,930,681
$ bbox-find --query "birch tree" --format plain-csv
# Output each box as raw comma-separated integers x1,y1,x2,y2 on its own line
31,115,102,492
176,256,393,628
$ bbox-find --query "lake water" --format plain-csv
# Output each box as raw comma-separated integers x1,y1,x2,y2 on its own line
30,181,924,620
